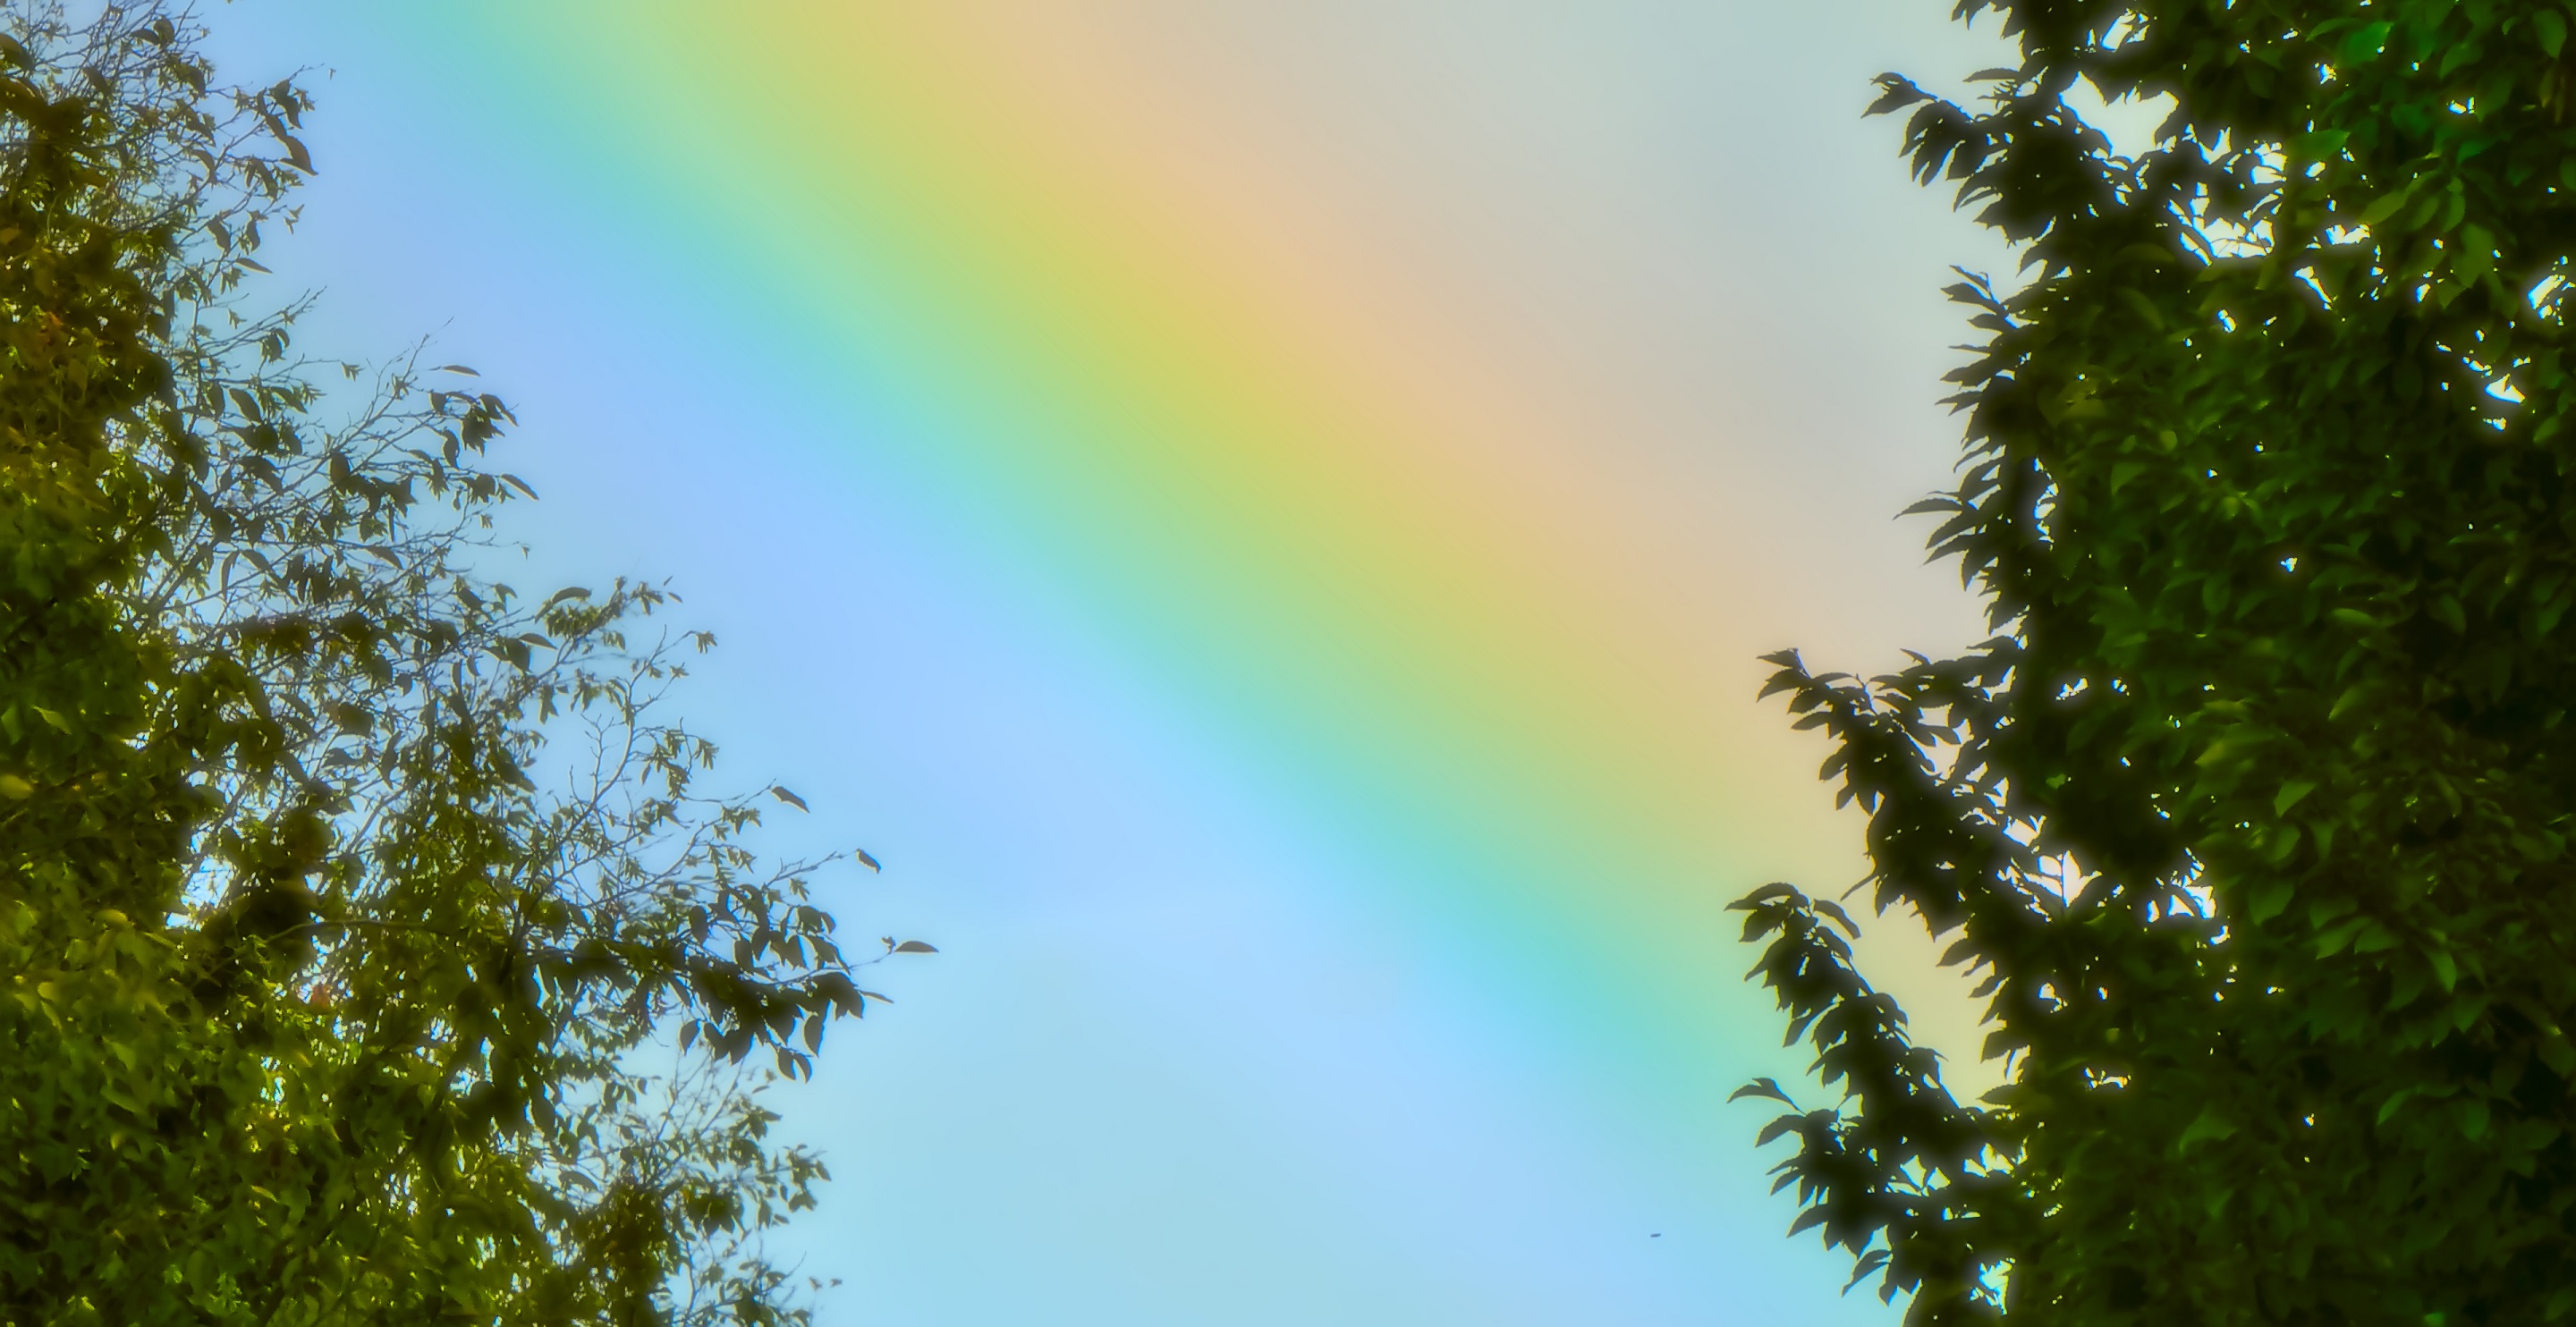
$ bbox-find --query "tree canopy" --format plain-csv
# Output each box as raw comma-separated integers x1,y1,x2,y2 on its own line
1735,0,2576,1322
0,4,921,1323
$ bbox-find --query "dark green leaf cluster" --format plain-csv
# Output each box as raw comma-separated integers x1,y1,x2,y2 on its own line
1737,0,2576,1322
0,4,923,1323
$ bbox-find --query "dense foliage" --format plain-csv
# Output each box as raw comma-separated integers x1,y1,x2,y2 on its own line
0,4,921,1323
1734,0,2576,1322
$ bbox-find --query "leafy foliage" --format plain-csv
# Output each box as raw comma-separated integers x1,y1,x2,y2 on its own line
0,4,925,1322
1734,0,2576,1322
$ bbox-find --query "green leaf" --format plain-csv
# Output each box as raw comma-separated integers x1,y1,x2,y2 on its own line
2318,917,2371,957
2177,1105,2239,1152
2290,129,2351,159
2538,8,2569,57
1730,1077,1795,1106
2360,186,2417,227
2342,20,2394,62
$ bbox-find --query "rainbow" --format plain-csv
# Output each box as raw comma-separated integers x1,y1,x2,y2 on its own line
228,3,2007,1320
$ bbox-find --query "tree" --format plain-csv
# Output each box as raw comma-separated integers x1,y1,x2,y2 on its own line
0,4,925,1323
1733,1,2576,1322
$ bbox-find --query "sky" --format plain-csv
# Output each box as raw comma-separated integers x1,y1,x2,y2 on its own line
210,4,2024,1323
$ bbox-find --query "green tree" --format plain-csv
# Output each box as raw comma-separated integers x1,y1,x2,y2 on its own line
1733,1,2576,1322
0,4,925,1322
